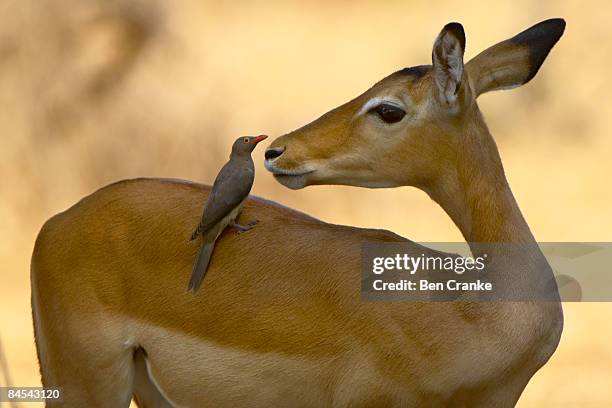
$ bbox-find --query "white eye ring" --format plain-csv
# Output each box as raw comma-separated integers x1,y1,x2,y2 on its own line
356,97,405,117
371,103,406,124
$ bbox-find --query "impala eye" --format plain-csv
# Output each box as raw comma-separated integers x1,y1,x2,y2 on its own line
243,138,249,143
372,103,406,124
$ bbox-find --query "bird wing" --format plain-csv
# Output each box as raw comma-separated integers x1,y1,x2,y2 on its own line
197,160,254,234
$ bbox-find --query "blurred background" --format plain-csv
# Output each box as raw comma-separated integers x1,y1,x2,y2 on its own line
1,0,611,406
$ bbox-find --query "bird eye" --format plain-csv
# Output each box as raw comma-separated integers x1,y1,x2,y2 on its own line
243,138,249,143
371,103,406,124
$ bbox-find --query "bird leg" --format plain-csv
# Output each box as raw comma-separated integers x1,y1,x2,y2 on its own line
231,220,259,234
190,225,203,241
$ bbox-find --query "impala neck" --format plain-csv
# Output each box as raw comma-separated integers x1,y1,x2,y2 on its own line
426,108,537,255
423,108,559,299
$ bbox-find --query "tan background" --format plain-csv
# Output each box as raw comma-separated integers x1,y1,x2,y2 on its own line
1,0,611,406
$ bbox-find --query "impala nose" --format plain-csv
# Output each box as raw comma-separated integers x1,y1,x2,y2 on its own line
265,146,285,161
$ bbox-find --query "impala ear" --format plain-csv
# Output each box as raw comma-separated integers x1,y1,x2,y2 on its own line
432,22,466,109
466,18,565,97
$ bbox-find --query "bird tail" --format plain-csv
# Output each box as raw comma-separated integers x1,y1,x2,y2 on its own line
188,241,216,293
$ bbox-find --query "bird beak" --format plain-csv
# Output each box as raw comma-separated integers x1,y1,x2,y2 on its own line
252,135,268,144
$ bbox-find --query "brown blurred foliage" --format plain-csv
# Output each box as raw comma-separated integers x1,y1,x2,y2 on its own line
1,0,611,406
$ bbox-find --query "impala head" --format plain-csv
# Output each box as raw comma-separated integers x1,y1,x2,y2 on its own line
265,19,565,190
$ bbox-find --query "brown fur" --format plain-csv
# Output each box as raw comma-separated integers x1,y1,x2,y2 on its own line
32,178,559,407
31,19,565,407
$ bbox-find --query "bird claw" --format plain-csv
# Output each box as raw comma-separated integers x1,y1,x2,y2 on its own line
236,227,252,235
233,220,258,235
190,223,205,241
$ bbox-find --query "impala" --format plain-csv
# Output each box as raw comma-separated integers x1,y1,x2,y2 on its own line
31,19,565,407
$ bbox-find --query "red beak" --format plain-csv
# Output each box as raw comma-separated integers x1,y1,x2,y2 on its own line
252,135,268,144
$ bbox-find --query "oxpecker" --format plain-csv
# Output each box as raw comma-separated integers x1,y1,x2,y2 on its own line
188,135,267,293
